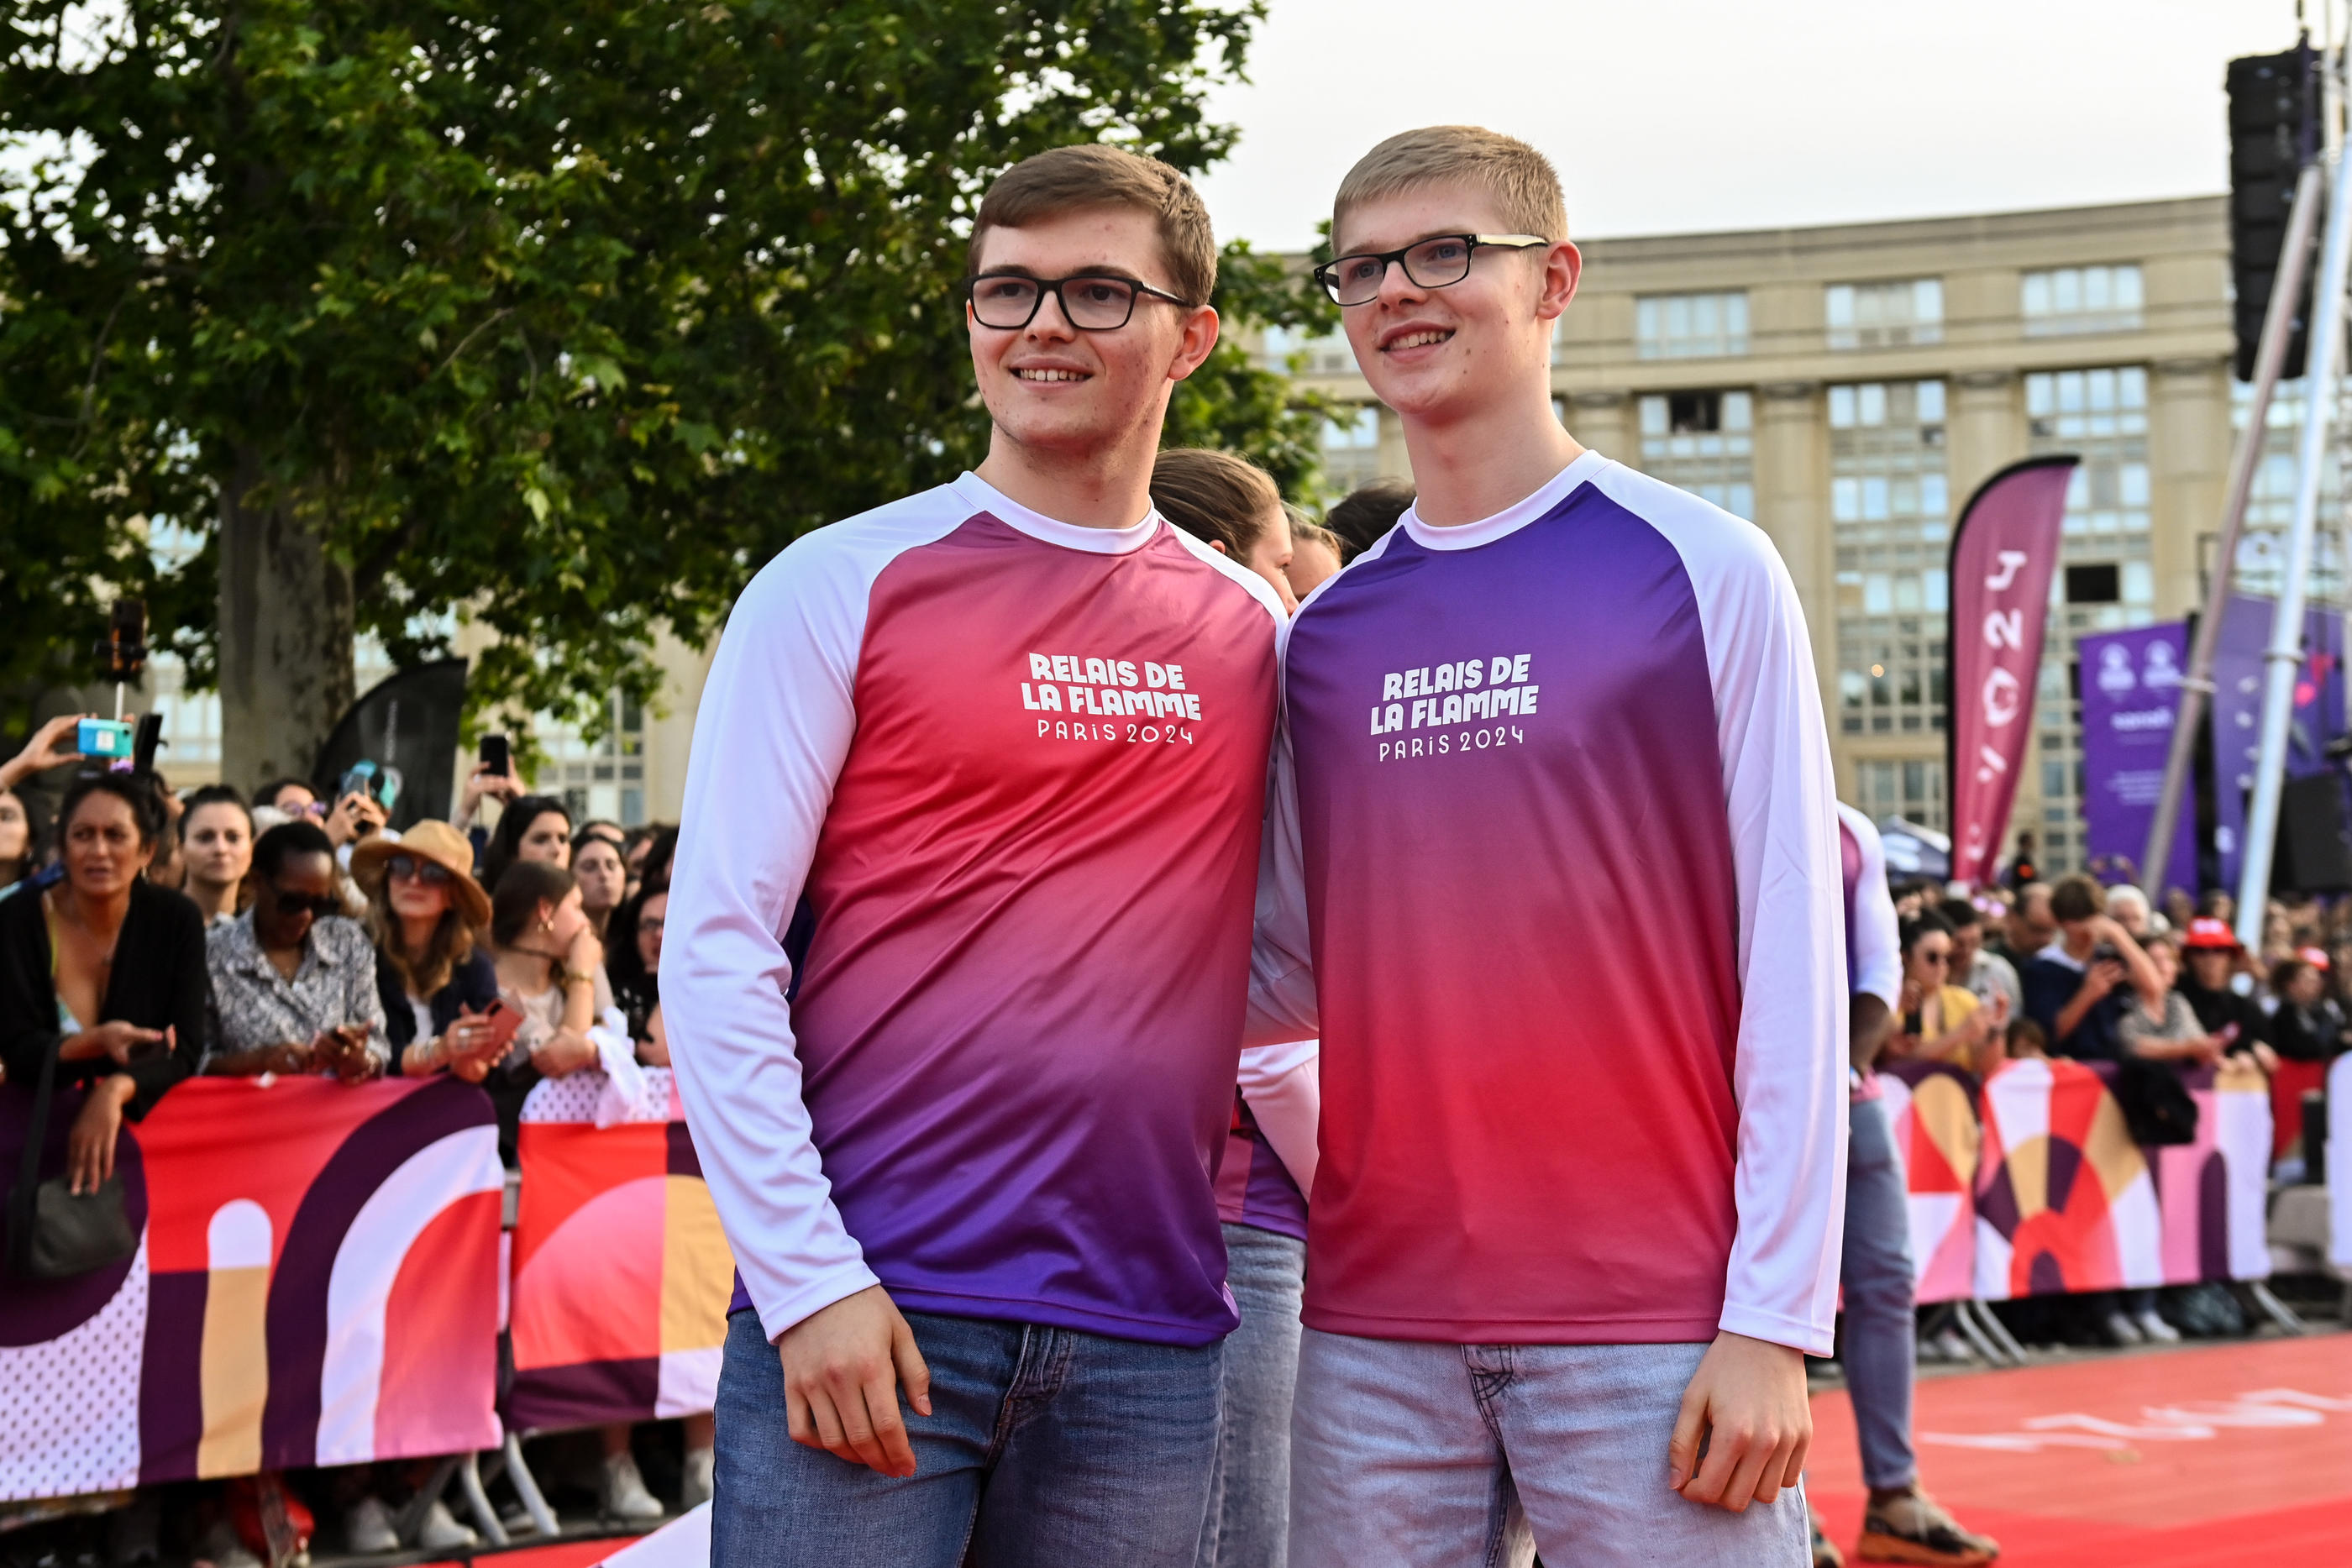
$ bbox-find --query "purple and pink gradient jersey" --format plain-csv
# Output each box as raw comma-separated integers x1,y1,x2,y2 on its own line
1251,452,1851,1354
1839,804,1903,1104
664,473,1291,1347
1216,1093,1309,1240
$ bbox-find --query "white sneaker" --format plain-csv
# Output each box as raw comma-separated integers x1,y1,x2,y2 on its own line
344,1497,398,1555
601,1450,665,1521
680,1445,714,1510
2103,1309,2145,1346
412,1499,478,1552
1933,1329,1975,1363
2136,1307,2182,1343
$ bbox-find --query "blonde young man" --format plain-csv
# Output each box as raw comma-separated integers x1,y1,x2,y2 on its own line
665,145,1315,1567
1251,127,1847,1565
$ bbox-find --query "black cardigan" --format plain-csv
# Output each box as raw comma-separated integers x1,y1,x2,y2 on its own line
0,878,209,1119
375,948,500,1051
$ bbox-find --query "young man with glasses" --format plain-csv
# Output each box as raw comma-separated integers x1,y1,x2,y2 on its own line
664,144,1310,1568
1251,125,1846,1565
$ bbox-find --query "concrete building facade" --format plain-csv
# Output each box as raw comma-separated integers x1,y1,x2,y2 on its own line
1266,195,2302,875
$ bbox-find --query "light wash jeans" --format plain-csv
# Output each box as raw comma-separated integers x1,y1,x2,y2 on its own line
1289,1332,1807,1568
1840,1094,1917,1491
1196,1224,1306,1568
712,1307,1221,1568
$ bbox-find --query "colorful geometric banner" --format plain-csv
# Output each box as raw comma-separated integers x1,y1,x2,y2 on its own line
507,1070,732,1434
1972,1057,2271,1298
1877,1062,1982,1304
2331,1054,2351,1270
0,1076,501,1503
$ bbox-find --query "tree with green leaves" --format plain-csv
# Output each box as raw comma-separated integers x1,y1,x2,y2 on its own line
1,0,1331,778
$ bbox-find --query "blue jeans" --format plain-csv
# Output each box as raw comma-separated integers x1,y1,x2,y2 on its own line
712,1307,1222,1568
1197,1224,1306,1568
1289,1331,1806,1568
1840,1095,1917,1492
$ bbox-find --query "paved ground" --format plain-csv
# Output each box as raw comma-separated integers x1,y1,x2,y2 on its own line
1806,1331,2352,1565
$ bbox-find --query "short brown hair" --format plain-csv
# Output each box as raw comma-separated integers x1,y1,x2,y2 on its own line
1152,448,1280,555
971,144,1217,307
2049,874,2104,925
1333,126,1567,251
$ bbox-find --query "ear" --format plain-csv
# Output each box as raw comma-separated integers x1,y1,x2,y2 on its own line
1208,538,1230,556
1534,239,1582,324
1165,303,1221,384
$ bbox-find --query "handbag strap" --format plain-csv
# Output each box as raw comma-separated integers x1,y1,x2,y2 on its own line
7,1020,60,1277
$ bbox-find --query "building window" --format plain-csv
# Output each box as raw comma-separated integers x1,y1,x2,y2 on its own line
1825,279,1944,350
2025,365,2155,873
1637,390,1753,519
1831,381,1949,740
1856,758,1947,833
540,691,648,827
1320,403,1383,496
2221,378,2347,601
1635,291,1749,359
2021,265,2144,335
1258,326,1357,377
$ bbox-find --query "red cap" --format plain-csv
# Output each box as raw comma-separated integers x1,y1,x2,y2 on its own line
2182,918,2240,951
2299,947,2331,972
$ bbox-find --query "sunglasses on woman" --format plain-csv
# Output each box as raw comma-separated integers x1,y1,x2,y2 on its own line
271,888,344,919
386,855,454,886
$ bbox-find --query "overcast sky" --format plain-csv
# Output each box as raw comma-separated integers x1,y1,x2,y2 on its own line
1195,0,2306,249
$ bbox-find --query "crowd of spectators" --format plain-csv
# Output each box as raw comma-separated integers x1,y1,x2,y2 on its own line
0,716,696,1563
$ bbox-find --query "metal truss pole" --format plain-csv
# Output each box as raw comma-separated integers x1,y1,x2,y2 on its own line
2238,139,2352,946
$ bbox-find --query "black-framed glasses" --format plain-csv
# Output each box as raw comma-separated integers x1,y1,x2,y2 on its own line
964,272,1191,332
386,855,452,886
1313,233,1551,307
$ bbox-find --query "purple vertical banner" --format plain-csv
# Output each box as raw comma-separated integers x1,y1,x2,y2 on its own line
2210,595,2346,892
2077,622,2198,894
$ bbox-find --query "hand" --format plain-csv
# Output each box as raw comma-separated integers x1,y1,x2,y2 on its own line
60,1020,168,1066
564,922,604,976
66,1076,134,1194
312,1025,379,1083
1,713,92,789
778,1285,932,1476
530,1028,600,1078
2250,1040,2282,1074
1988,991,2011,1028
2078,960,2126,1004
2192,1034,2226,1067
323,791,388,848
456,763,522,825
1667,1331,1810,1513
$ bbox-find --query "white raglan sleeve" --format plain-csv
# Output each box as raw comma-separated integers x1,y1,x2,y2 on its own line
663,532,879,1344
1841,806,1903,1011
1680,510,1850,1356
1247,684,1320,1047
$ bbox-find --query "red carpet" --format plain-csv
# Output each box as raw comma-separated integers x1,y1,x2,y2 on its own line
418,1538,633,1568
1807,1334,2352,1565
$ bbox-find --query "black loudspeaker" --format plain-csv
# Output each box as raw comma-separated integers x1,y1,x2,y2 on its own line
2273,772,2352,892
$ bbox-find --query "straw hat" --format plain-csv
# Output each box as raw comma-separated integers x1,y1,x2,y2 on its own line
349,819,491,930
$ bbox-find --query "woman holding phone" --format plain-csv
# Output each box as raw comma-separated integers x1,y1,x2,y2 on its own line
0,772,207,1195
203,821,386,1081
352,821,506,1081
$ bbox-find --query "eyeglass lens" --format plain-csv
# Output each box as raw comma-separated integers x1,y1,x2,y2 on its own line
970,275,1142,331
387,856,451,884
1326,237,1478,305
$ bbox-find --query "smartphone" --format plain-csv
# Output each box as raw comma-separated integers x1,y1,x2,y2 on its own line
338,760,403,814
475,998,525,1059
2091,942,2122,965
76,717,135,761
131,712,165,775
124,1027,173,1064
480,733,512,778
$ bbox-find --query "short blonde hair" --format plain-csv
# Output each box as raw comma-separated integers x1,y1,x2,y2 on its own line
972,144,1218,307
1332,126,1567,251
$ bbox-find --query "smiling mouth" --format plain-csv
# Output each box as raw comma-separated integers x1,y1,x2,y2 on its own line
1382,328,1452,352
1013,367,1090,382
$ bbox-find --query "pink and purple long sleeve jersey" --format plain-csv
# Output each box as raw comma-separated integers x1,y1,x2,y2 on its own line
1252,452,1850,1355
664,473,1294,1347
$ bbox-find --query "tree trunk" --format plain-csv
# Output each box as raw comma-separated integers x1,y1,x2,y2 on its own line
217,448,354,791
